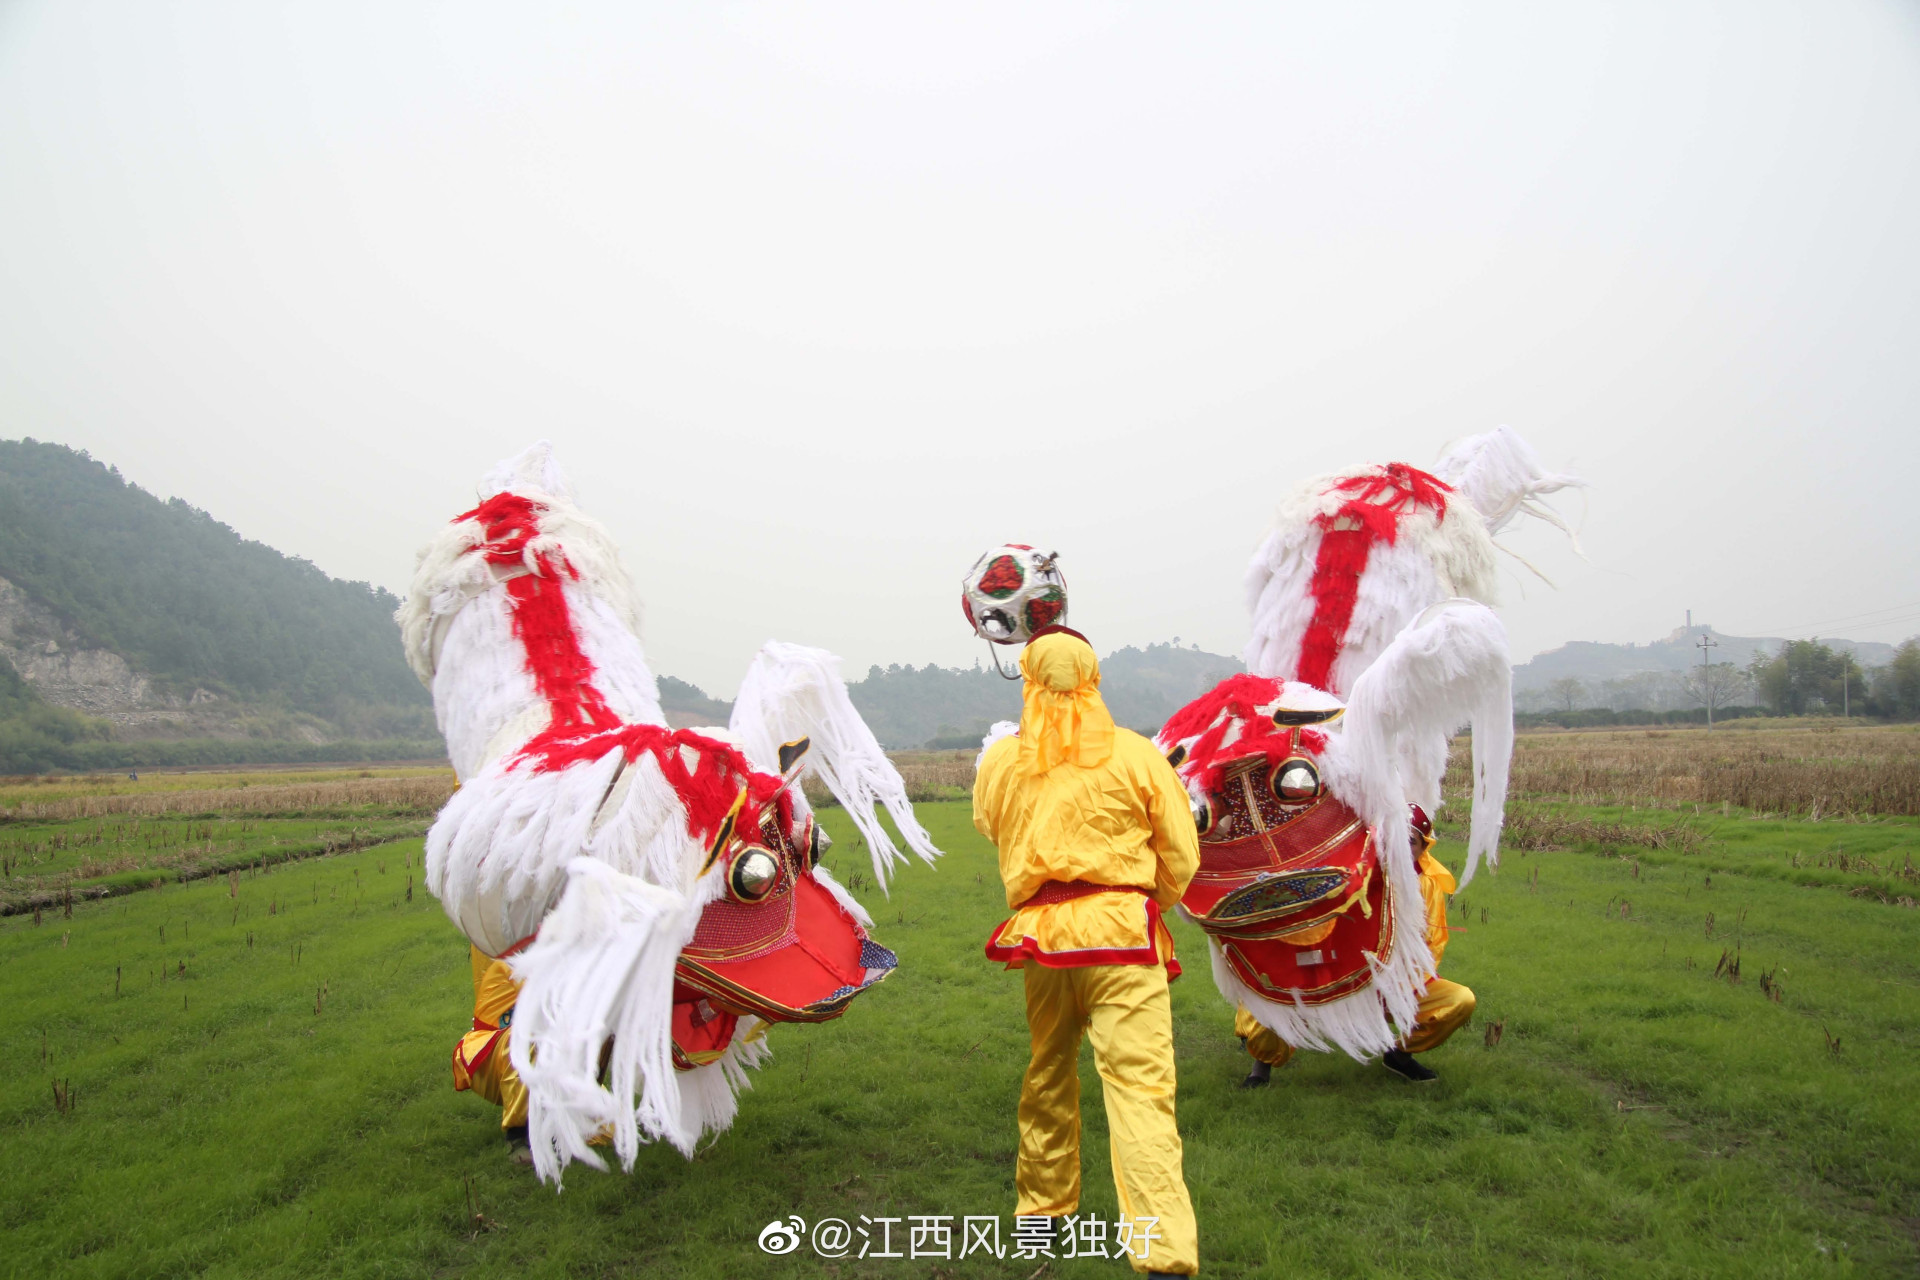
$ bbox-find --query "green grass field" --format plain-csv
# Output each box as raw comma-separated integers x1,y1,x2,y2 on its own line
0,816,431,916
3,800,1917,1278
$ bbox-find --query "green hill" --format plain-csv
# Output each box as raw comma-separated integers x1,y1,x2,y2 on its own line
0,439,426,717
0,439,437,770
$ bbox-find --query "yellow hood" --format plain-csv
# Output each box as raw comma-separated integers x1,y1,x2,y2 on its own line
1017,632,1116,775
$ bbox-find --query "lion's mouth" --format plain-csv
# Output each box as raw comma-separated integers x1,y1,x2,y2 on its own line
667,869,895,1068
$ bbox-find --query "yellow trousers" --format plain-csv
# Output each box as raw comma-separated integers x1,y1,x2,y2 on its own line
1236,977,1476,1067
1019,963,1199,1276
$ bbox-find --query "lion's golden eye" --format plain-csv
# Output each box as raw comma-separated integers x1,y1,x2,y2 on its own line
1270,757,1321,803
728,847,780,902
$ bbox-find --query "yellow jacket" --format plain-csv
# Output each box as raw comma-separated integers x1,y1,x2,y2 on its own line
974,713,1199,969
975,725,1199,909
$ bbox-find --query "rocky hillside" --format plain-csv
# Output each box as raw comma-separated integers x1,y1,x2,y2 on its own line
0,439,437,761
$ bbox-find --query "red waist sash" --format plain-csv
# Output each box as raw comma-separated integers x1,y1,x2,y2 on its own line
1019,879,1148,907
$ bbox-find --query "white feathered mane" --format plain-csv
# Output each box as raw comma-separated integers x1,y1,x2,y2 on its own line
1244,428,1582,699
396,448,646,697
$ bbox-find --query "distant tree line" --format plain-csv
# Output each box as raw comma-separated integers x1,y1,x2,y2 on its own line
656,675,734,723
1516,705,1775,730
849,641,1244,749
1870,640,1920,718
1745,638,1905,717
1525,637,1920,725
850,662,1022,749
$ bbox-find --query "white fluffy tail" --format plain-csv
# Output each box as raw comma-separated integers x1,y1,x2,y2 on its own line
1337,600,1513,889
1434,426,1585,544
507,858,697,1184
730,641,942,888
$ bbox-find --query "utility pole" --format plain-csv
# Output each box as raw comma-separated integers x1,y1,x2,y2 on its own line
1697,631,1719,731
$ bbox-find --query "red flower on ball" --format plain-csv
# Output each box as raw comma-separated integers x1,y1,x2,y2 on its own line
976,555,1025,599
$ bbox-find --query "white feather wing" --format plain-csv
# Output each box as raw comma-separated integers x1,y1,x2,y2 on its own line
1337,600,1514,888
729,641,942,888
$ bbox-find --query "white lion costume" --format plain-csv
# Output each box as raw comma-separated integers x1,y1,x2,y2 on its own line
1157,427,1579,1061
398,443,938,1183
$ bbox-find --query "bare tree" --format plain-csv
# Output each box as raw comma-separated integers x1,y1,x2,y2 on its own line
1680,661,1748,722
1546,675,1585,713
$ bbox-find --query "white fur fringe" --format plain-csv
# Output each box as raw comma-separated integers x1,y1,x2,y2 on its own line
1340,600,1514,888
508,858,697,1183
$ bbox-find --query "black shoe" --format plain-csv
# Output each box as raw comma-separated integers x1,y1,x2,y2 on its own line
1382,1049,1438,1083
1238,1059,1272,1089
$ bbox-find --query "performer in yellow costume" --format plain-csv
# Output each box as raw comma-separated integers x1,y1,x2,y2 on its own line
1237,806,1475,1086
451,945,533,1161
974,625,1202,1277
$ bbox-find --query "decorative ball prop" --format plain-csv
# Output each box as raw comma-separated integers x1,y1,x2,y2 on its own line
961,545,1068,645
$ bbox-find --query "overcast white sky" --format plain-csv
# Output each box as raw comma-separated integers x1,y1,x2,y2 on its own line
2,3,1917,694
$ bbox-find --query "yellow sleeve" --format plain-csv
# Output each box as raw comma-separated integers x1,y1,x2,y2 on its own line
972,738,1009,845
1418,854,1452,971
1142,747,1199,909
